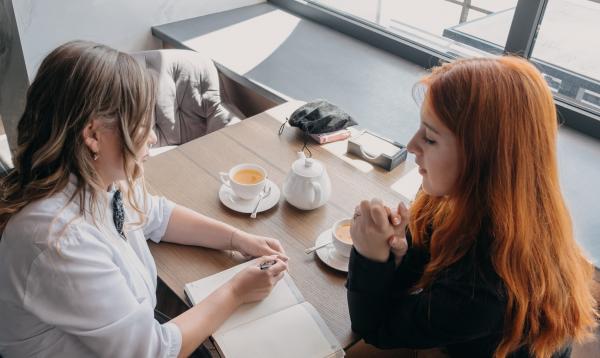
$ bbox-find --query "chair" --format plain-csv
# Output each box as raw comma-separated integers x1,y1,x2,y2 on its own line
130,49,242,153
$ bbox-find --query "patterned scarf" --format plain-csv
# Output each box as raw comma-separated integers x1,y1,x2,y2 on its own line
112,189,126,240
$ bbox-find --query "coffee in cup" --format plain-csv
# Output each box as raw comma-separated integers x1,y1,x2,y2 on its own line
332,219,353,258
219,164,267,200
233,169,264,185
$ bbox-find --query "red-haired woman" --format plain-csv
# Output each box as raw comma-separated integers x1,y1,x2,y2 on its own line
347,57,597,358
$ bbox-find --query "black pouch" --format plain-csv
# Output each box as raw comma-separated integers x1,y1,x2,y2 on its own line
279,100,357,155
288,100,357,134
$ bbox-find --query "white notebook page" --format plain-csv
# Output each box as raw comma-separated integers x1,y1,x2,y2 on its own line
185,259,304,334
214,302,342,358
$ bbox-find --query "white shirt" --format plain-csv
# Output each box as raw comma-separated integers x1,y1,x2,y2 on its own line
0,176,181,357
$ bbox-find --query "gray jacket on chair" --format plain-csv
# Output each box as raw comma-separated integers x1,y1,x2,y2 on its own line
131,49,239,147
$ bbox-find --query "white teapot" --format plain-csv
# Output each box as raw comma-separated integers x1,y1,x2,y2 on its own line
283,152,332,210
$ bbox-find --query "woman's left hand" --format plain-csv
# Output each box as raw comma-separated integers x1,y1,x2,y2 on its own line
232,231,289,261
350,198,397,262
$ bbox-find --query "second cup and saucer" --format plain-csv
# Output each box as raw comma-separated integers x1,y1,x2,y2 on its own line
218,163,280,214
314,219,352,273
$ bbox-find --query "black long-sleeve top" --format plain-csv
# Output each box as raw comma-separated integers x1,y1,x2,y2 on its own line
346,230,571,358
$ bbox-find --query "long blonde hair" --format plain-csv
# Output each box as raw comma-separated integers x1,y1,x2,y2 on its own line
409,57,597,357
0,41,156,235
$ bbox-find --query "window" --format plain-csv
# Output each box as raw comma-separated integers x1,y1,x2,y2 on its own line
530,0,600,115
308,0,518,58
271,0,600,138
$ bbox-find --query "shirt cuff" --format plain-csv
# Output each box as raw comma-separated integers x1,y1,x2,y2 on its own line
148,198,176,243
163,322,182,358
346,247,396,293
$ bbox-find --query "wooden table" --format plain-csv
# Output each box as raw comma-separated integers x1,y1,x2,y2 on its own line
144,101,418,349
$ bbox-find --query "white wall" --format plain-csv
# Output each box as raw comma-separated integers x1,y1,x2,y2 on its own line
13,0,265,79
0,0,264,151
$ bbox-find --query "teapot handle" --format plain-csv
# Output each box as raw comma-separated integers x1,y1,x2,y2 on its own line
312,182,322,207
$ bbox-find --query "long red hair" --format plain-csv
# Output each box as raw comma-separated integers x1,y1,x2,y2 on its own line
409,57,597,358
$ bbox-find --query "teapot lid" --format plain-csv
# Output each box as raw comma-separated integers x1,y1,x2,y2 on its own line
292,152,324,178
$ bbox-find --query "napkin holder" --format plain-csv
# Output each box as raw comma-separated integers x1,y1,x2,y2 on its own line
347,130,407,171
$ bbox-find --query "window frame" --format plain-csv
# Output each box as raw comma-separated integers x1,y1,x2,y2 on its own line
269,0,600,139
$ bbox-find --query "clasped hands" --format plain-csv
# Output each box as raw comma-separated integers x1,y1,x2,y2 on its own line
350,198,409,264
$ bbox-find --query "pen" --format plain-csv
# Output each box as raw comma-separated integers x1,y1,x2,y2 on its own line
259,259,277,270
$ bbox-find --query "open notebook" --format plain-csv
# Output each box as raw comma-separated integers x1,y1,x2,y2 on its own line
184,259,345,358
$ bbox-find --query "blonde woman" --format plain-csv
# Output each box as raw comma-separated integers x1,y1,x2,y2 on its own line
0,41,287,357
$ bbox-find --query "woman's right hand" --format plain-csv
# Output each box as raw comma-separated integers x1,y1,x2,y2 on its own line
385,202,410,265
228,256,288,304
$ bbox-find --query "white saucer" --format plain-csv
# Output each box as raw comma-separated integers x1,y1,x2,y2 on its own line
218,179,280,214
314,229,349,273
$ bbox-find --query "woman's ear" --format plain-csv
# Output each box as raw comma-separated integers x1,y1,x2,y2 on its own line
82,119,101,154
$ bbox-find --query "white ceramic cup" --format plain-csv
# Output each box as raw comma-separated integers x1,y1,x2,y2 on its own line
219,164,267,200
331,218,353,258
